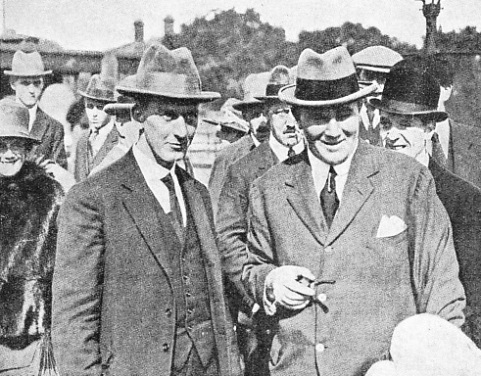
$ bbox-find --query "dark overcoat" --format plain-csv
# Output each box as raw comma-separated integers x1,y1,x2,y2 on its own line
52,150,241,376
243,142,465,376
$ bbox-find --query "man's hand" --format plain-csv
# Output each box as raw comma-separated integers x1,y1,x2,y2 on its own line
42,161,76,193
265,265,316,311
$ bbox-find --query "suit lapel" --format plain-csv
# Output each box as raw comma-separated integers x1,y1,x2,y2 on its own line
256,143,279,175
326,142,377,245
30,108,48,140
285,153,326,245
92,125,120,168
119,151,177,277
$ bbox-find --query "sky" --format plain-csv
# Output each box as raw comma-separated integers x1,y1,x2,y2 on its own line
1,0,480,52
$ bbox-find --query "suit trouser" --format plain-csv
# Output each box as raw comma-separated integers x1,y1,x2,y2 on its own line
171,345,218,376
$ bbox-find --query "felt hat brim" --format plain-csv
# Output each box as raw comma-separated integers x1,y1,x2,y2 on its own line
368,97,448,122
4,70,52,76
116,84,220,103
232,99,265,111
78,90,117,103
279,82,378,107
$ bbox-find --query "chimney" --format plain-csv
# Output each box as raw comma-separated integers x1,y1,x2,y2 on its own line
134,19,144,42
164,15,174,37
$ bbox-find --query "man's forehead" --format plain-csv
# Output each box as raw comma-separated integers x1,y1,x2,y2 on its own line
143,98,198,112
268,101,290,111
15,76,43,82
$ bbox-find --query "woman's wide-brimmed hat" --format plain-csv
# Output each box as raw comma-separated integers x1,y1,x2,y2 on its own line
278,46,377,107
0,99,40,143
116,43,220,102
368,59,448,122
4,50,52,77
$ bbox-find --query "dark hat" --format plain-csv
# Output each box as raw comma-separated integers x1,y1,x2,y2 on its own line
279,47,377,107
352,46,403,74
116,43,220,102
4,50,52,77
0,99,40,142
78,74,116,102
368,60,448,122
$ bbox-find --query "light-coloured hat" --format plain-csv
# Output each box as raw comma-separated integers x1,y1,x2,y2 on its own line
0,99,40,142
366,314,481,376
232,71,270,111
4,50,52,77
116,42,220,102
278,47,377,107
204,98,249,133
78,74,117,102
254,65,292,101
353,46,403,74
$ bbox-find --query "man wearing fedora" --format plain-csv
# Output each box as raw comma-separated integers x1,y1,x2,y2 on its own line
208,71,272,214
74,72,119,181
52,43,242,376
352,46,403,145
5,49,67,169
215,65,303,374
241,46,465,376
371,58,481,348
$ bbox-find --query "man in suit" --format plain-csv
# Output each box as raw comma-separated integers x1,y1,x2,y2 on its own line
352,46,403,146
208,72,272,213
242,47,465,376
371,59,481,348
216,65,303,374
52,43,241,376
74,73,119,181
5,49,67,169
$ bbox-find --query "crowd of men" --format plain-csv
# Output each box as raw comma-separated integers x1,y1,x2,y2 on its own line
1,39,481,376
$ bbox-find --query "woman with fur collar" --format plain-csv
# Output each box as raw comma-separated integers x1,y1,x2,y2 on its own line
0,100,63,374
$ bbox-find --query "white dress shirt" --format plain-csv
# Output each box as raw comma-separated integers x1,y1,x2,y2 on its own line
132,144,187,226
90,119,115,156
28,104,38,132
268,135,305,162
435,119,450,159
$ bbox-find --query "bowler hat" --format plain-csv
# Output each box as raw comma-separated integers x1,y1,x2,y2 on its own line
4,50,52,77
116,43,220,102
368,60,448,122
79,74,117,103
0,99,40,143
353,46,403,74
278,47,377,107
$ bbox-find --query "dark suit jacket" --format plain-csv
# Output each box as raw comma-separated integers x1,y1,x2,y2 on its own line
29,107,67,169
208,134,256,215
216,142,278,314
429,158,481,347
446,120,481,188
243,142,465,376
74,125,120,182
52,150,241,376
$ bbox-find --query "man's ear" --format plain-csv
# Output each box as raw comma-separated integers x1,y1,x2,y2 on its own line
132,104,146,123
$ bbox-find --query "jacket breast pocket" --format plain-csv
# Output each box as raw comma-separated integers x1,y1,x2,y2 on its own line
367,229,409,263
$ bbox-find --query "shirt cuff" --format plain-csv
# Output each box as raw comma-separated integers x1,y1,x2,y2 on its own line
263,269,278,316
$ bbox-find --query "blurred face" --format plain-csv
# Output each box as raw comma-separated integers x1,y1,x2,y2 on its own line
216,125,245,144
138,100,198,167
243,104,270,143
85,99,110,130
358,70,387,92
0,138,28,177
268,103,301,147
11,77,44,108
380,112,433,161
299,102,360,165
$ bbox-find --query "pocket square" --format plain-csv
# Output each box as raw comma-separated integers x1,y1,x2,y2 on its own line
376,215,407,238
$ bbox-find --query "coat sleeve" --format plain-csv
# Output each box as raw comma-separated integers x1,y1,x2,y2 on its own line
409,168,466,327
52,121,68,169
216,163,256,313
208,152,229,216
242,182,277,305
52,180,105,376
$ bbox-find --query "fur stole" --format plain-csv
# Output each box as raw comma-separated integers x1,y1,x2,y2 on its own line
0,161,63,342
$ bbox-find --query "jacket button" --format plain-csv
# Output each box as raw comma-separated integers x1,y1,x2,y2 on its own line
162,343,170,352
316,343,325,353
317,293,327,303
165,308,172,317
185,292,192,298
325,246,333,253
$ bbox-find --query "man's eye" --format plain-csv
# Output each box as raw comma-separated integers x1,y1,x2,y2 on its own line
161,110,179,120
336,111,352,121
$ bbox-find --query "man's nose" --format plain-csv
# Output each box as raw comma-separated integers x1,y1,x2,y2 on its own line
3,148,16,158
172,116,188,137
27,83,36,93
324,117,342,137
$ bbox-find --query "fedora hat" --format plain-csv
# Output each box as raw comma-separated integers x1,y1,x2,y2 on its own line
78,74,117,102
0,99,39,143
116,43,220,102
4,50,52,77
353,46,403,74
279,47,377,107
368,60,448,122
232,71,270,111
254,65,292,101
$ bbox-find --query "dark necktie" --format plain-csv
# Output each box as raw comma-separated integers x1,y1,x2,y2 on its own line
431,132,447,167
288,147,296,159
161,173,184,241
87,128,100,170
320,166,339,228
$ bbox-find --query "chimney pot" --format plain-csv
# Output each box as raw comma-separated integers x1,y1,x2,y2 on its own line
134,19,144,43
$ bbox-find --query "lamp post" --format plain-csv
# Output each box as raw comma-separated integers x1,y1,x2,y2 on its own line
417,0,442,55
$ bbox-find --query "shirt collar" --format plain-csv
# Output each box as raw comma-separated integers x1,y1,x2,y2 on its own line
268,134,304,161
251,133,261,147
307,142,357,177
133,135,176,181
